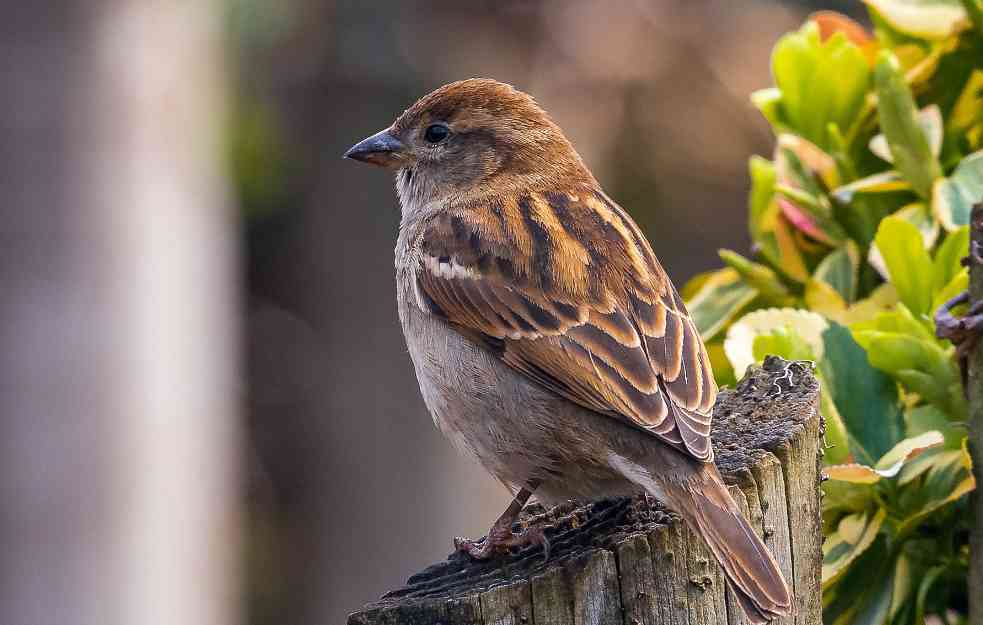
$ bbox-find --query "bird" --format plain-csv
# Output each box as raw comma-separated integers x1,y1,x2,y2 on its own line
344,78,792,623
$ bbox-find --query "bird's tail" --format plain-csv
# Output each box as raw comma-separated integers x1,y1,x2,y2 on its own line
620,458,793,624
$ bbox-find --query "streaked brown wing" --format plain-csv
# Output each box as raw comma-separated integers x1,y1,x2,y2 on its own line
413,185,717,461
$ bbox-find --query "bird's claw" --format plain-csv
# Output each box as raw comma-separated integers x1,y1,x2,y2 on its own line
454,524,550,562
935,291,983,391
935,292,983,355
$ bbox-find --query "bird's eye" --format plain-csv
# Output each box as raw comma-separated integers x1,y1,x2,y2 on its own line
424,124,450,144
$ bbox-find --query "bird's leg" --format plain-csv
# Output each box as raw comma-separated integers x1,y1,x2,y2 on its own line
454,479,549,560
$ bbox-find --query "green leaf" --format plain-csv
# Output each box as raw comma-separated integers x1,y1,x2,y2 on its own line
822,478,874,516
897,448,975,533
851,325,964,415
864,0,970,39
821,321,905,464
770,21,871,150
868,202,939,280
869,104,944,161
725,308,828,377
933,226,971,292
831,170,912,203
874,430,944,475
849,555,896,625
752,327,816,363
948,69,983,138
837,283,900,326
932,266,969,313
824,431,943,484
933,150,983,231
705,339,737,387
751,87,786,132
684,268,759,341
718,250,794,305
906,404,965,448
823,536,891,625
874,51,944,198
850,304,934,341
822,509,886,586
873,216,935,315
814,242,860,302
748,156,811,282
914,565,948,625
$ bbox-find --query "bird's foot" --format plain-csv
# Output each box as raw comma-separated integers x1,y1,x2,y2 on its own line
935,292,983,354
935,291,983,389
454,521,550,561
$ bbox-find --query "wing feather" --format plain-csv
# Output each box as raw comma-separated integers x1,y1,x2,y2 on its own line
413,185,717,461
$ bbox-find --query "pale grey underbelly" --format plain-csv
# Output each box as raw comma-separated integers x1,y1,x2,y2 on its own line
395,278,667,504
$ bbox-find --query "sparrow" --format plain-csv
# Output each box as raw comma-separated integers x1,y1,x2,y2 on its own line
345,79,792,623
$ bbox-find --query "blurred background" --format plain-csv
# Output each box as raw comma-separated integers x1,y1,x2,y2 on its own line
2,2,861,625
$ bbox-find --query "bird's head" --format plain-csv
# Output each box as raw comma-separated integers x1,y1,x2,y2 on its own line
344,79,593,205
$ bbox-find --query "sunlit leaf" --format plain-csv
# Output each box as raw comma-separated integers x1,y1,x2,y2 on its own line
826,463,883,483
837,283,899,325
718,250,795,306
932,267,969,313
724,308,827,377
874,51,944,199
821,321,905,464
685,268,759,341
948,69,983,139
748,156,811,282
897,448,975,534
869,105,943,161
873,216,935,314
822,478,874,516
905,404,964,449
806,279,849,319
751,87,786,132
831,170,911,203
864,0,970,39
933,226,970,293
770,21,872,149
815,242,861,302
874,430,944,476
869,203,938,279
822,509,886,586
933,150,983,231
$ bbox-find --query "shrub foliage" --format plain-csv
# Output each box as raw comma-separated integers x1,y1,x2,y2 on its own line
684,3,983,623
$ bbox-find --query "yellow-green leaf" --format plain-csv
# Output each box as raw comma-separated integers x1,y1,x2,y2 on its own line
822,509,886,586
724,308,828,377
874,51,944,199
685,268,759,341
873,216,935,315
874,430,944,476
831,170,911,203
933,150,983,231
869,104,943,162
868,203,938,279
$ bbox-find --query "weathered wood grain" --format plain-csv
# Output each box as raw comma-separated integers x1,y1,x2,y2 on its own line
347,357,823,625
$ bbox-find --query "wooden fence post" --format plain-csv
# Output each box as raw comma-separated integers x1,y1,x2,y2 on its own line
347,357,823,625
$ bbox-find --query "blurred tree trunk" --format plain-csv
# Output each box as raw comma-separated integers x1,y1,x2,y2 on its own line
0,4,240,625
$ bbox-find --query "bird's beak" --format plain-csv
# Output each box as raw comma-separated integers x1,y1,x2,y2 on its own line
344,128,406,168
